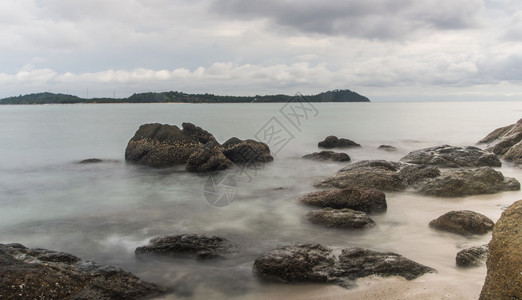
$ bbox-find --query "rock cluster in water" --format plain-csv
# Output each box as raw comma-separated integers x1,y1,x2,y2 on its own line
125,123,273,172
479,118,522,166
0,243,162,299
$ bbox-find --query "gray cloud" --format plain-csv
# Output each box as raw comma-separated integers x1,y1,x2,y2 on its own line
210,0,483,39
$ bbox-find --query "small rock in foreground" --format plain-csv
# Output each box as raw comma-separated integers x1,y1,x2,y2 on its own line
429,210,494,235
456,245,489,267
306,208,375,229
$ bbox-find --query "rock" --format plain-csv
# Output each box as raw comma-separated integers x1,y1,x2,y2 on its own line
456,245,489,267
315,162,407,191
335,247,436,280
253,244,435,287
222,137,273,165
253,243,335,283
400,145,501,168
79,158,103,164
480,200,522,299
306,208,375,228
125,123,211,167
429,210,494,235
0,243,162,299
479,118,522,166
378,145,397,151
339,160,405,172
397,164,441,185
302,151,351,162
299,188,387,214
318,136,361,149
185,141,232,172
135,234,236,259
417,167,520,197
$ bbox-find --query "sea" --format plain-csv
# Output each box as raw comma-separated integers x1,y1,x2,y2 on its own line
0,101,521,299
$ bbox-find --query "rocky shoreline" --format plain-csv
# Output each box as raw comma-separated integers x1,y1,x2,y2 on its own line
6,119,522,299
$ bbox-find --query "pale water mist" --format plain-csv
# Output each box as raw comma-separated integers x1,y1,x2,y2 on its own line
0,102,521,299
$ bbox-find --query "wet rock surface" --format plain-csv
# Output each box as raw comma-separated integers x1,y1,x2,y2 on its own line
253,243,435,287
456,245,489,267
222,137,273,165
0,243,162,299
480,200,522,300
306,208,376,229
135,234,236,259
299,188,387,214
302,151,351,162
417,167,520,197
318,136,361,149
479,118,522,166
429,210,494,235
400,145,501,168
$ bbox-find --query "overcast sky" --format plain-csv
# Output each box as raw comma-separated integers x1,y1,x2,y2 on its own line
1,0,522,101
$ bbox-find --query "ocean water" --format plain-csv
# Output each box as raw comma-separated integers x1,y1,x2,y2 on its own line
0,102,521,299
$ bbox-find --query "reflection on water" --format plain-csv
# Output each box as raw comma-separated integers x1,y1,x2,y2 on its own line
0,102,521,299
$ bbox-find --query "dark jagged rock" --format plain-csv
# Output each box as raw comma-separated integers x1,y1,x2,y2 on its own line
306,208,375,228
417,167,520,197
253,243,335,283
222,137,273,165
135,234,236,259
0,243,162,299
299,188,387,214
456,245,489,267
253,244,435,287
479,118,522,166
429,210,494,235
185,141,231,172
335,248,436,280
480,200,522,299
378,145,397,151
302,151,351,162
397,164,441,185
400,145,501,168
318,136,361,149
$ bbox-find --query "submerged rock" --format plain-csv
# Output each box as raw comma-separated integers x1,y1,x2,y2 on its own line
253,243,435,287
222,137,273,165
456,245,489,267
79,158,104,164
480,200,522,300
417,167,520,197
0,243,162,299
299,188,387,214
302,151,351,162
378,145,397,151
479,118,522,166
400,145,501,168
306,208,375,229
135,234,236,259
429,210,494,235
318,136,361,149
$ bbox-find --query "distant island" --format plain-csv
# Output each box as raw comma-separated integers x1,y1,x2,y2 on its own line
0,89,370,104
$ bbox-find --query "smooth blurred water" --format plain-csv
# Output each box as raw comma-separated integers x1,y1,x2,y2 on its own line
0,102,521,299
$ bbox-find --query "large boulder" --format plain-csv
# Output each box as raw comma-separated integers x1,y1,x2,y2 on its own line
480,200,522,299
299,188,387,214
222,137,273,165
253,243,435,287
479,118,522,166
417,167,520,197
456,245,489,267
135,234,236,259
429,210,494,235
306,208,375,229
0,243,162,299
318,136,361,149
400,145,501,168
302,151,351,162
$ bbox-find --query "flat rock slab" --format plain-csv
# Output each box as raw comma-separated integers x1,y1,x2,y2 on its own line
0,243,162,299
429,210,494,235
306,208,375,229
135,234,236,259
302,151,351,162
400,145,501,168
456,245,489,267
318,136,361,149
299,188,387,214
417,167,520,197
253,243,435,288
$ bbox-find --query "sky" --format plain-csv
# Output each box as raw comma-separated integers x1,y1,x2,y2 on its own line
1,0,522,101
